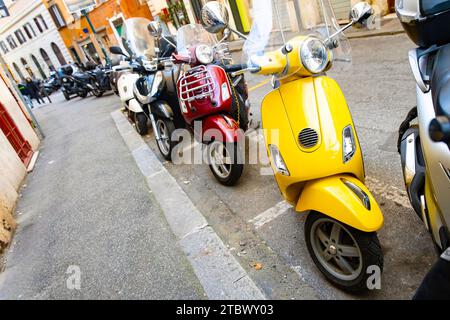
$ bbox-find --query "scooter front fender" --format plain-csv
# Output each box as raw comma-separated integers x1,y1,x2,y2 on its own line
296,175,384,232
202,114,243,143
128,98,144,113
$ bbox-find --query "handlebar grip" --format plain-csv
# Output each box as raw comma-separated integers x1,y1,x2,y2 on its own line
224,64,246,73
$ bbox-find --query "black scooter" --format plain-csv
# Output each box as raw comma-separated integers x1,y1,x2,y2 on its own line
60,65,96,101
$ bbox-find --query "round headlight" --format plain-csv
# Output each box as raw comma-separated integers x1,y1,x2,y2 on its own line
300,37,329,74
195,44,214,65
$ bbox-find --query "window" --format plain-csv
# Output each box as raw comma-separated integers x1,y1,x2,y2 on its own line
0,41,8,54
31,54,47,79
20,57,34,78
14,30,26,45
51,42,67,65
23,23,36,39
40,48,55,71
49,5,66,28
6,35,17,49
34,15,48,33
13,63,25,81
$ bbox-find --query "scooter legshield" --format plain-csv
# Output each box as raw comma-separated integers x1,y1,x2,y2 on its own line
296,175,384,232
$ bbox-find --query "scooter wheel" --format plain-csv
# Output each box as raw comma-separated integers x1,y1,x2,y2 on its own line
155,118,177,161
134,112,148,136
305,211,383,293
79,90,88,98
93,89,104,98
63,91,71,101
208,141,243,186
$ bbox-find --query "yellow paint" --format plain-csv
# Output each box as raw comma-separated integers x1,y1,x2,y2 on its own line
296,175,384,232
249,79,270,92
257,36,384,232
235,0,251,33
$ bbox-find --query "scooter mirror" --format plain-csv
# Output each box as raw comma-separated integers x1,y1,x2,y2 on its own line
148,21,162,37
201,1,229,34
350,2,373,29
110,46,126,56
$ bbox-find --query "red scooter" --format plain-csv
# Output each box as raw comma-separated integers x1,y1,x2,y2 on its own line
169,24,247,186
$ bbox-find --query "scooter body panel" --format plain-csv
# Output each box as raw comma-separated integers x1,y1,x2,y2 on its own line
118,73,140,103
201,114,242,143
296,175,384,232
261,76,365,203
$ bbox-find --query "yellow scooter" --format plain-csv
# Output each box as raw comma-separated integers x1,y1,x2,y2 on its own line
202,1,384,291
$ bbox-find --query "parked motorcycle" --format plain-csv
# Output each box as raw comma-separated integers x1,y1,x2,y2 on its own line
86,63,114,98
59,64,97,101
43,71,61,94
145,22,249,185
396,0,450,253
201,1,384,291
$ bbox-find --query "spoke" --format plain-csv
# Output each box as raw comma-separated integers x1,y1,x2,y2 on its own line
316,228,330,247
330,224,342,244
339,245,359,258
220,164,229,175
322,249,334,262
334,257,355,274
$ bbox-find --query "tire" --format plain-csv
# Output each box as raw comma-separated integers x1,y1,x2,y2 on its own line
134,112,148,136
63,91,71,101
155,117,177,161
79,90,88,98
208,141,243,186
93,89,104,98
305,211,383,293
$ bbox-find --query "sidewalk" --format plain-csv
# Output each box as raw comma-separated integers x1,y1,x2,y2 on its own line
0,93,205,299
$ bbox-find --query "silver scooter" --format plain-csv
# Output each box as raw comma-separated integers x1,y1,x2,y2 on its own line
396,0,450,253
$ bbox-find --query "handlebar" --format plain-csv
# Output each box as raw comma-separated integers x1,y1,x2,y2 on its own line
224,64,247,73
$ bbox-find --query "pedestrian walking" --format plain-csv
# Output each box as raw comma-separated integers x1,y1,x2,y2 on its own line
25,77,45,105
18,82,34,108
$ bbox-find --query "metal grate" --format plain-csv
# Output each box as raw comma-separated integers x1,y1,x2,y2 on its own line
298,128,319,149
179,65,215,102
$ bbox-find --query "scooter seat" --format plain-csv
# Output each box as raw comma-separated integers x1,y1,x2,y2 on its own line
431,43,450,118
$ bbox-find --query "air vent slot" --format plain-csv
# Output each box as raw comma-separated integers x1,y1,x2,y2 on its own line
299,128,319,149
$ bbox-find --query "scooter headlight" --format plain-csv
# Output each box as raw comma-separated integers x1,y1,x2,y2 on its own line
343,125,356,163
300,37,329,74
196,45,214,65
269,144,290,176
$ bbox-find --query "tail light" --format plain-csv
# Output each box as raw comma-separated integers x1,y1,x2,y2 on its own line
179,65,215,102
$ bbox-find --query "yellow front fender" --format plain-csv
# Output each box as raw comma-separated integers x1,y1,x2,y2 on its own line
296,175,384,232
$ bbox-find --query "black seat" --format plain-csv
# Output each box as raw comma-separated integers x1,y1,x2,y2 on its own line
431,43,450,118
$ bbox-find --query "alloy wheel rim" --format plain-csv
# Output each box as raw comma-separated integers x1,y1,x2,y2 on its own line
209,142,232,179
157,120,170,155
310,218,363,281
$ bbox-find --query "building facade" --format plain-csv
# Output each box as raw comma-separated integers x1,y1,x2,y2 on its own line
0,67,40,249
44,0,154,65
0,0,72,82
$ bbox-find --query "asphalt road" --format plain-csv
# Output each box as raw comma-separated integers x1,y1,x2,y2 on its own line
144,33,436,299
0,93,205,299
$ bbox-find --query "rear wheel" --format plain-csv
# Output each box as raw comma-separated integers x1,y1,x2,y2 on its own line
78,89,88,98
155,118,177,161
208,141,243,186
93,88,104,98
63,91,71,101
134,112,148,136
305,212,383,292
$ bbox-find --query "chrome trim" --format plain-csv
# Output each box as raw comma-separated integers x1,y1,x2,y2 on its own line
341,179,371,210
408,50,429,93
179,65,215,102
420,195,430,231
404,132,417,187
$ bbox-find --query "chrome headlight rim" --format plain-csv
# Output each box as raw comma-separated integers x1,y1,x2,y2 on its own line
300,37,329,74
343,125,357,163
195,44,214,65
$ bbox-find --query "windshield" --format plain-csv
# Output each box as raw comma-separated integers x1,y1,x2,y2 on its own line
176,24,217,56
243,0,351,73
121,18,155,60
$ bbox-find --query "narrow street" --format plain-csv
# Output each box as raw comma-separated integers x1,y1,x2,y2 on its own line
0,33,437,300
0,93,205,299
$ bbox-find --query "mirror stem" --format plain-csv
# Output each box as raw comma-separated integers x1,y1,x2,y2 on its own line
325,21,353,46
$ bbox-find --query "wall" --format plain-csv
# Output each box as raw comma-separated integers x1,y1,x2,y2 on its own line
0,0,72,81
0,70,40,249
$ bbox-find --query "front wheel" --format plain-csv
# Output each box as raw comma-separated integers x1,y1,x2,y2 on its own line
78,89,88,98
155,118,176,161
63,91,71,101
92,88,104,98
305,212,383,293
134,112,148,136
208,141,243,186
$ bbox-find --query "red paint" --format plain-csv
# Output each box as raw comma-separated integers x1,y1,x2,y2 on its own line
202,114,242,143
0,102,33,167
